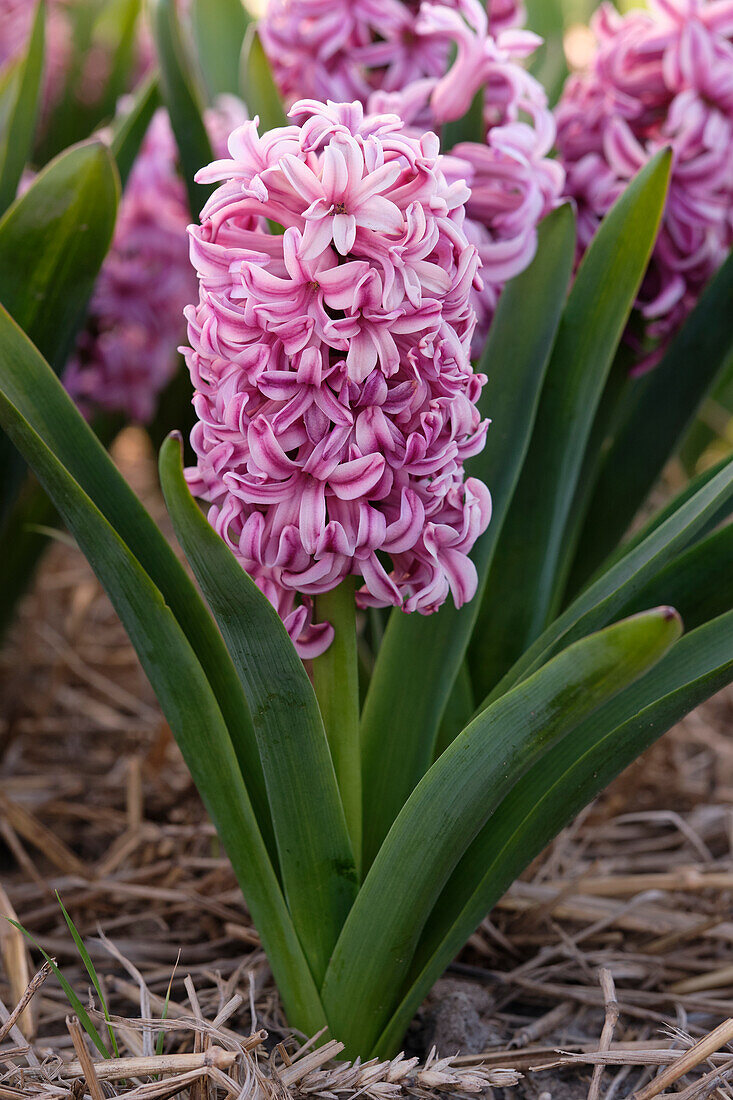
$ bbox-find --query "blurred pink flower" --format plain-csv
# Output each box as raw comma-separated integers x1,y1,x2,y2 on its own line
556,0,733,367
260,0,525,109
0,0,72,116
184,100,491,656
368,0,565,353
64,98,247,423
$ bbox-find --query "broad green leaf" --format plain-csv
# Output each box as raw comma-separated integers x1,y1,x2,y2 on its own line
91,0,142,123
192,0,252,100
0,373,325,1039
375,609,733,1058
159,435,357,985
360,206,576,870
0,140,118,529
568,248,733,595
110,72,160,188
433,661,474,761
0,1,44,216
617,523,733,630
469,152,671,701
150,0,214,218
322,609,680,1057
0,305,274,860
0,141,118,371
484,454,733,707
240,27,287,132
597,452,733,579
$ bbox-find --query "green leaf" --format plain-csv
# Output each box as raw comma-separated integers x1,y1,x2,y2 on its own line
0,367,325,1039
159,435,357,985
617,523,733,631
469,151,672,700
375,608,733,1058
110,72,160,188
0,141,118,371
0,140,118,530
0,0,44,216
568,248,733,595
191,0,252,100
322,608,680,1057
240,27,287,132
6,917,111,1058
149,0,214,218
0,305,275,864
484,453,733,707
91,0,143,123
0,479,57,640
359,205,576,871
56,893,119,1057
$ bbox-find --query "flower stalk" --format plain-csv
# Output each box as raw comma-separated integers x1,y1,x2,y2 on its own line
312,577,362,875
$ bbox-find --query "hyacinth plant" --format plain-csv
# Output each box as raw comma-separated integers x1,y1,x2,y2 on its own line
0,0,733,1065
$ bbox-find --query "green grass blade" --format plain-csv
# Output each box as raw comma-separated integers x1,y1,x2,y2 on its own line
483,455,733,707
0,379,325,1039
568,248,733,595
149,0,214,218
240,27,287,131
375,609,733,1058
6,918,110,1058
470,151,671,699
0,0,44,216
56,893,119,1057
159,435,357,985
359,205,576,870
109,72,160,188
191,0,252,100
322,608,680,1057
0,305,275,863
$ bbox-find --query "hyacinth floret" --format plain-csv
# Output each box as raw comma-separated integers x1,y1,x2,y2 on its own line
184,99,492,657
260,0,525,110
366,0,565,351
556,0,733,367
64,98,245,423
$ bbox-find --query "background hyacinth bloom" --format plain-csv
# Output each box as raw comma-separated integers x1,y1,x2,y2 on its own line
0,0,72,115
260,0,525,109
63,98,246,424
365,0,565,351
556,0,733,367
184,100,492,656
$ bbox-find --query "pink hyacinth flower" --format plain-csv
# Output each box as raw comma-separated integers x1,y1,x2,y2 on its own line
260,0,525,110
556,0,733,367
64,98,247,423
184,99,492,657
367,0,565,353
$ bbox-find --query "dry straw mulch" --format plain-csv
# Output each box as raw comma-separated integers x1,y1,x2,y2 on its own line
1,430,733,1100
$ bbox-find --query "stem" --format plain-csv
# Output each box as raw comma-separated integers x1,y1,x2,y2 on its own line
312,577,362,877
